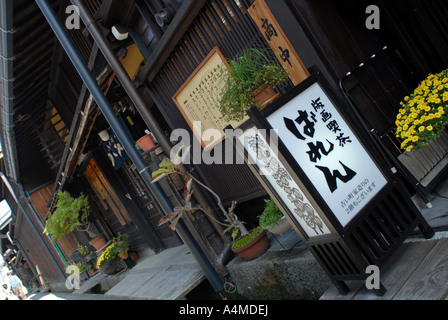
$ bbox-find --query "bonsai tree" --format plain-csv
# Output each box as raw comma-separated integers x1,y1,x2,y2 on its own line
44,191,96,242
218,47,289,122
152,147,249,240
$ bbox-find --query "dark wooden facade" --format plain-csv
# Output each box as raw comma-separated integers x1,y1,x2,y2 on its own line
1,0,447,290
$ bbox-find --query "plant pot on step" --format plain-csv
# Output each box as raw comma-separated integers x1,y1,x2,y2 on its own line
232,230,269,261
89,234,107,250
267,216,292,235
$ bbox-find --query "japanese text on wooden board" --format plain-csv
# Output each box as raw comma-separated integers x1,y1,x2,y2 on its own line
248,0,309,85
173,47,246,150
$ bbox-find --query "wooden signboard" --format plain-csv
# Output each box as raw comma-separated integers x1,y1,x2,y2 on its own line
240,71,434,295
266,79,388,227
173,47,247,150
248,0,310,85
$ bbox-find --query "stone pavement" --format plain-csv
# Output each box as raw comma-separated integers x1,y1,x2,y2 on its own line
26,177,448,300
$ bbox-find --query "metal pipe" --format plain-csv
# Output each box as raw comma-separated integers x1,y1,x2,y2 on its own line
70,0,227,236
71,0,169,155
0,0,19,181
35,0,224,292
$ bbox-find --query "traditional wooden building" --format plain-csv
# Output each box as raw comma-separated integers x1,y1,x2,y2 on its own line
0,0,446,292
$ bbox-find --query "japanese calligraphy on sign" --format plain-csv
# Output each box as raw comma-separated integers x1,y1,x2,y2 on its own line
267,82,387,227
173,47,247,150
248,0,309,85
238,126,330,237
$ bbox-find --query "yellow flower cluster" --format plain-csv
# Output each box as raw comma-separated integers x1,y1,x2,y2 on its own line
395,69,448,152
96,233,129,269
96,243,118,268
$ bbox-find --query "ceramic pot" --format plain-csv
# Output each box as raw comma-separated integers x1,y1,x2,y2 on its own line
137,134,156,151
267,216,292,235
253,85,280,110
232,230,269,261
118,251,128,260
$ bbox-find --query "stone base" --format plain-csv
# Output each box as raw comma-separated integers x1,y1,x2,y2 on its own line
226,230,331,299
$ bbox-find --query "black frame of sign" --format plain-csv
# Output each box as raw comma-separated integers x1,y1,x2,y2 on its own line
233,70,434,295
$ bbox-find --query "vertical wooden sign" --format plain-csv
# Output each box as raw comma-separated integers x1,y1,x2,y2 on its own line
248,0,309,86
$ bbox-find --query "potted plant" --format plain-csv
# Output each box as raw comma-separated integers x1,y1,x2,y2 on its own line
229,226,269,261
218,47,289,122
96,233,130,275
77,244,89,257
258,198,291,235
96,244,122,275
136,130,156,151
152,147,269,261
44,191,105,250
395,68,448,152
114,232,130,260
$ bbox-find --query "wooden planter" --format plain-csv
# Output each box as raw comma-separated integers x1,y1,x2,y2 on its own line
232,230,269,261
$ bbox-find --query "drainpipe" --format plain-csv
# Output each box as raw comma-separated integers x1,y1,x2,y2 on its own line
0,0,19,181
73,0,232,274
35,0,224,292
70,0,230,256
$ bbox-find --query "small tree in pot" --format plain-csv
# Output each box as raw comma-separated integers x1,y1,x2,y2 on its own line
152,147,269,260
44,191,98,243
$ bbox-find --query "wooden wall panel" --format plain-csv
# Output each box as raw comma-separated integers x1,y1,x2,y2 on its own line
29,182,55,220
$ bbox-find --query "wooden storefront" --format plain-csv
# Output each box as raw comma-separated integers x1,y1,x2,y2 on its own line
142,0,290,223
3,0,448,291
